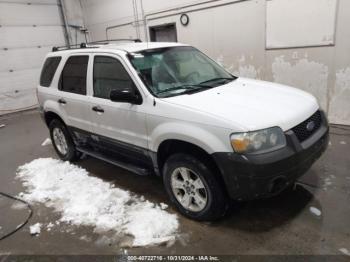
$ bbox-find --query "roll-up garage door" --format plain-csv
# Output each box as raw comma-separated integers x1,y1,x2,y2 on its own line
0,0,66,114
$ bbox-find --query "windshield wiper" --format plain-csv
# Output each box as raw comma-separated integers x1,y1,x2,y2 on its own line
199,77,236,85
157,84,210,95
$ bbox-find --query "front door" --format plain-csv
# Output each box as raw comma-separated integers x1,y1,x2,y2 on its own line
89,54,149,166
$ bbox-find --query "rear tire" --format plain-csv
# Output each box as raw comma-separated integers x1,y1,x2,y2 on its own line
163,153,228,221
49,119,80,161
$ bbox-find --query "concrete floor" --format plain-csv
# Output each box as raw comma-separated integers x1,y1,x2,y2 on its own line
0,110,349,255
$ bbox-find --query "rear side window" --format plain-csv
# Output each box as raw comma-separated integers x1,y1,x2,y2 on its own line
59,56,88,95
93,56,135,99
40,57,61,87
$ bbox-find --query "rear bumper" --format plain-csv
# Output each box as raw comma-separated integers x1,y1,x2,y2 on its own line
212,112,329,200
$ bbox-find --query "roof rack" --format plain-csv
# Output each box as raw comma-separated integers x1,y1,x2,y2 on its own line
89,38,142,45
52,43,87,52
52,39,142,52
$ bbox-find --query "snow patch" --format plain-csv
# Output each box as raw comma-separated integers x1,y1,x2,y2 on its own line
46,222,54,231
41,138,52,146
309,207,322,217
0,124,5,128
29,223,42,235
324,181,332,187
16,158,179,247
160,203,168,210
123,202,177,247
340,141,347,145
79,235,91,242
324,177,333,187
339,248,350,256
323,172,336,189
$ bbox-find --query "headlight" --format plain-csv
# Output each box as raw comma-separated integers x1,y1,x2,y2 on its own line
230,127,286,154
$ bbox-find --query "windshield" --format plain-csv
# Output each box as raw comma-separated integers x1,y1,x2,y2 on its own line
128,46,236,97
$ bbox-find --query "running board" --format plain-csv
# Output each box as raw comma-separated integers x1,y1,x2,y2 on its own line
77,147,151,176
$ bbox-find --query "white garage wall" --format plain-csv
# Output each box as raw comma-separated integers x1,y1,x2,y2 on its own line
81,0,350,125
328,0,350,124
0,0,66,114
61,0,86,46
0,0,85,115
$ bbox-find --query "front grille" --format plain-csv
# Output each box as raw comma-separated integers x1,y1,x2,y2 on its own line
292,111,322,142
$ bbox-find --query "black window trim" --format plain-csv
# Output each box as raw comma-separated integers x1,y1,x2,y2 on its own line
92,54,143,103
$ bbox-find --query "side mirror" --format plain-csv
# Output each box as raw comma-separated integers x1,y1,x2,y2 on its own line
110,87,142,104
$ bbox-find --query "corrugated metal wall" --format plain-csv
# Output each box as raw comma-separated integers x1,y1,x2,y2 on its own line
0,0,66,114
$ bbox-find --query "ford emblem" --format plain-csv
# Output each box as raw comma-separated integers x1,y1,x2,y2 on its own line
306,121,315,131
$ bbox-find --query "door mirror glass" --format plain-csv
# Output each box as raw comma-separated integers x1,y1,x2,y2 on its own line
110,87,141,104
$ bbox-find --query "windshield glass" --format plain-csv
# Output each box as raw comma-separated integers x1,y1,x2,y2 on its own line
128,46,236,97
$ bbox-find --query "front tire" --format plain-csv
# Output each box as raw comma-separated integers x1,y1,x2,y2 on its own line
49,119,80,161
163,153,227,221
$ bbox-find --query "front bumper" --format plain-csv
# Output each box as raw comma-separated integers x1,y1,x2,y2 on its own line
212,112,329,200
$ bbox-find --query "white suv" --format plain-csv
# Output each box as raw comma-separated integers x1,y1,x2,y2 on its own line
37,40,329,221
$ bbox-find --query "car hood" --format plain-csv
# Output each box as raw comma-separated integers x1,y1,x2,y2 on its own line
162,78,319,131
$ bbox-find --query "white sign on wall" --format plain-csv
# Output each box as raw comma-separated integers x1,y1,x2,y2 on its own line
266,0,338,49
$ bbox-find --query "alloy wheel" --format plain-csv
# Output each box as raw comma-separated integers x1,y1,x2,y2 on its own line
52,127,68,155
170,167,208,212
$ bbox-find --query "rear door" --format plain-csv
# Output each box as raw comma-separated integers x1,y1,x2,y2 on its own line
56,54,93,134
88,53,149,166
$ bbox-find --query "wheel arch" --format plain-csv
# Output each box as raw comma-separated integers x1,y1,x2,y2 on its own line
44,111,65,127
41,97,69,127
155,139,228,196
149,122,230,154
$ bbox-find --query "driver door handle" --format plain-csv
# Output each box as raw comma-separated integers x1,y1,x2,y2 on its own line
92,106,104,113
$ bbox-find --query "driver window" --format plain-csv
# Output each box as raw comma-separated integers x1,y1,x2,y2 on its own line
93,56,135,99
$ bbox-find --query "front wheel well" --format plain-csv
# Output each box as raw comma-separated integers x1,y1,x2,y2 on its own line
157,140,226,192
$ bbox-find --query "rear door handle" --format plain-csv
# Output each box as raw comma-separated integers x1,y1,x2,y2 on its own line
58,98,66,105
92,106,104,113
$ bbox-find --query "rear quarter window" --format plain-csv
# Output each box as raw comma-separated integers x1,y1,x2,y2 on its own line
40,57,62,87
